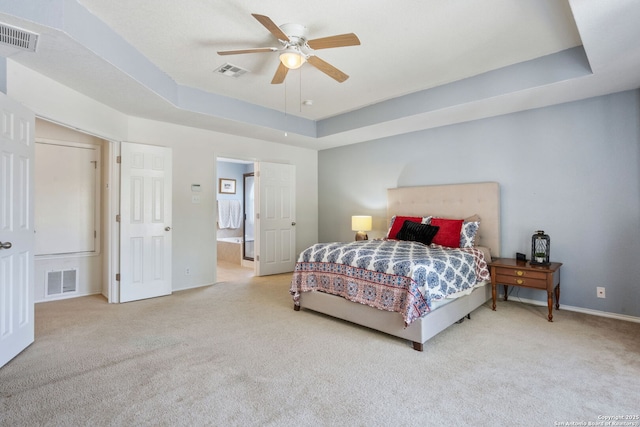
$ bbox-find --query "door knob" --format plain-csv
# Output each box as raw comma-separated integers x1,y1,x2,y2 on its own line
0,241,12,249
165,226,171,231
291,222,296,226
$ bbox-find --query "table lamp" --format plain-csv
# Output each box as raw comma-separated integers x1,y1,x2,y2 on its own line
351,215,372,241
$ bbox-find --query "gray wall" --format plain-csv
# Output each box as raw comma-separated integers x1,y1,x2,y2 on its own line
319,90,640,317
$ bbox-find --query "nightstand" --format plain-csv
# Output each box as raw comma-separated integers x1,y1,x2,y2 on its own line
488,258,563,322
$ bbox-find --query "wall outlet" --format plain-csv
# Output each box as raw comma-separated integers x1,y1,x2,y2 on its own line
597,287,605,298
185,267,191,276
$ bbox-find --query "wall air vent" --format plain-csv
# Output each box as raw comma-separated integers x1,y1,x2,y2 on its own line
0,22,39,52
215,63,249,78
46,269,78,297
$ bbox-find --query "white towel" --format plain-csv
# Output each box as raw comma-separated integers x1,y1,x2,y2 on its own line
218,200,243,229
218,200,232,229
229,200,243,229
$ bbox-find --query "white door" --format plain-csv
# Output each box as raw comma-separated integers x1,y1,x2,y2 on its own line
255,162,296,276
120,142,172,302
0,93,35,368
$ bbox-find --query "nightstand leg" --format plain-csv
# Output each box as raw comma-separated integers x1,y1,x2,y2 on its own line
491,282,496,310
547,290,553,322
555,283,560,310
503,285,508,301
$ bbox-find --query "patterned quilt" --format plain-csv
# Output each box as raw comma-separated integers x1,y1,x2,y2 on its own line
290,239,490,325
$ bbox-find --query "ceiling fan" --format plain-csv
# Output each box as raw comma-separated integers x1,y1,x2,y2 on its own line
217,13,360,84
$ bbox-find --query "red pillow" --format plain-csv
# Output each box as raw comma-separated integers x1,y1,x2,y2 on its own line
430,218,464,248
387,216,422,239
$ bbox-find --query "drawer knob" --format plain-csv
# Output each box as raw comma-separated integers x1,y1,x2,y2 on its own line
516,279,524,285
516,271,524,276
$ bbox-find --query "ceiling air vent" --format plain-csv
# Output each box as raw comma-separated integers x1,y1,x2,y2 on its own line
215,63,249,78
0,22,39,52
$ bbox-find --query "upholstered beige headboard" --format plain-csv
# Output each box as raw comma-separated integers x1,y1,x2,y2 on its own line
387,182,501,258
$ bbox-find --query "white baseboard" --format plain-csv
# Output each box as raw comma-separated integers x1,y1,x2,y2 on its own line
173,282,215,292
36,290,103,304
497,294,640,324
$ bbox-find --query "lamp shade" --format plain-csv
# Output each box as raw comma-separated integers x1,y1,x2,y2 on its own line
351,215,372,232
279,50,306,69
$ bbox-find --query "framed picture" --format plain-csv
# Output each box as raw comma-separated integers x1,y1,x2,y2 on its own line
219,178,236,194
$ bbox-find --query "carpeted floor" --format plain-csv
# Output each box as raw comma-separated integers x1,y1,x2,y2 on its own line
1,273,639,426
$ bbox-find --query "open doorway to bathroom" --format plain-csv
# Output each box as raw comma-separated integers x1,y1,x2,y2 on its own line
216,157,255,282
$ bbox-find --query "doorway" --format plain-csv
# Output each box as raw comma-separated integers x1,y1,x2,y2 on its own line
215,159,297,279
216,157,255,282
33,119,111,303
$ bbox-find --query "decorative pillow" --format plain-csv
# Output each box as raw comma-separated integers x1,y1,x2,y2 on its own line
386,216,422,239
396,221,440,245
460,219,480,248
430,218,464,248
421,215,433,225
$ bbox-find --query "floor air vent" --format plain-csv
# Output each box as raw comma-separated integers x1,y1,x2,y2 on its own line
215,63,249,78
0,22,39,52
46,269,78,297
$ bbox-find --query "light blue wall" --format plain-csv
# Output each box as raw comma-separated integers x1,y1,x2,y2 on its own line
216,161,247,202
216,161,251,238
318,90,640,317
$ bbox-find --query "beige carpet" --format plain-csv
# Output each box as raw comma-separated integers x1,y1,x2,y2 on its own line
1,273,639,426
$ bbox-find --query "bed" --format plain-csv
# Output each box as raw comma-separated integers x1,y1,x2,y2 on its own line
290,182,501,351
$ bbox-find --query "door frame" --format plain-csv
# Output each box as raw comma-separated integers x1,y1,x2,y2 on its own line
242,172,255,261
106,140,120,303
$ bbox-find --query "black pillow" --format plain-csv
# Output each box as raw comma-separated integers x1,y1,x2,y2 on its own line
396,221,440,245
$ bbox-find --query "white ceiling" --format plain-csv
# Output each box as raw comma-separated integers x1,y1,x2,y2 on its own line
0,0,639,150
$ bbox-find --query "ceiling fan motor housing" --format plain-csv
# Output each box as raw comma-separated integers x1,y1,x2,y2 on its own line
278,23,310,59
279,23,308,43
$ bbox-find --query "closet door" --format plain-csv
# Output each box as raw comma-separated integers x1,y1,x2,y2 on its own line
119,142,172,302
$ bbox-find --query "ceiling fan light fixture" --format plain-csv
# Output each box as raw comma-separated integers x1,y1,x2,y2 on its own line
279,50,306,69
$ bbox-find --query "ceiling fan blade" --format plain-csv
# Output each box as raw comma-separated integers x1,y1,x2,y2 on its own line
251,13,290,42
307,56,349,83
271,62,289,84
307,33,361,50
217,47,277,56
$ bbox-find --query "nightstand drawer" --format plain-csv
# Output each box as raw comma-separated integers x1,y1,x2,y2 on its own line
494,267,547,280
495,274,547,289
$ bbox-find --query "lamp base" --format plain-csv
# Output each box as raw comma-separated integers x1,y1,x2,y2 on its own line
530,261,550,266
355,231,368,241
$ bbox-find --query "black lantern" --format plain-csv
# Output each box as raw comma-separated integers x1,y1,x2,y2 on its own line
531,230,550,265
